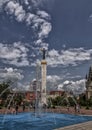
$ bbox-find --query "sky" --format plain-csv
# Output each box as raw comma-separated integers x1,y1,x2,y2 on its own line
0,0,92,95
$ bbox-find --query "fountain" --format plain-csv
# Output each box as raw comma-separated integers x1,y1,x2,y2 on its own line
33,48,47,116
0,110,92,130
0,89,92,130
0,49,92,130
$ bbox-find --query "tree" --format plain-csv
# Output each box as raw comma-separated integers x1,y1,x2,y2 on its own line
13,93,24,105
0,82,10,100
0,81,11,107
68,97,76,106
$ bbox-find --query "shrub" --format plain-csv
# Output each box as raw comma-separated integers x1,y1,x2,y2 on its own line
52,105,55,109
86,106,89,109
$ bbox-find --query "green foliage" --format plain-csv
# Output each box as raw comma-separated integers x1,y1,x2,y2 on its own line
86,106,89,109
47,96,68,107
55,96,63,105
48,94,92,109
24,101,30,106
0,82,10,100
77,95,92,108
52,96,64,106
47,97,52,108
68,97,76,106
79,95,86,106
52,105,55,109
0,106,2,109
13,94,24,105
88,97,92,106
0,81,24,107
0,82,11,107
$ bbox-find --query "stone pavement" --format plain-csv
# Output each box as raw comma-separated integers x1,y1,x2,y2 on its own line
55,121,92,130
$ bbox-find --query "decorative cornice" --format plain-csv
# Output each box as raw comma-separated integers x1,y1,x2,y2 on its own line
41,60,47,64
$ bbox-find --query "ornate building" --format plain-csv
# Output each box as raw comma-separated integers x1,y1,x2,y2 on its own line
86,66,92,99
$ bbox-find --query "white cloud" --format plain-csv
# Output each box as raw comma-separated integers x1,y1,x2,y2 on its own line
0,0,9,10
12,82,30,91
48,49,59,57
24,0,29,5
5,1,18,14
47,48,92,67
38,21,52,39
58,79,86,95
46,75,61,91
7,57,29,67
0,1,51,56
0,0,52,66
26,13,36,25
0,67,31,91
47,75,61,83
0,67,24,81
5,1,26,22
0,42,29,67
4,0,52,49
37,10,51,20
88,14,92,23
35,39,49,50
0,43,21,60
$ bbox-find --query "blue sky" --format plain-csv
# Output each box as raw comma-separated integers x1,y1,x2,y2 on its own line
0,0,92,94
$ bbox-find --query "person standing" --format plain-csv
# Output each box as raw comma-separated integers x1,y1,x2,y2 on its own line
22,104,25,112
15,105,18,114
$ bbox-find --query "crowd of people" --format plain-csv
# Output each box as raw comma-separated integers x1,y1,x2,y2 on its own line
1,102,92,115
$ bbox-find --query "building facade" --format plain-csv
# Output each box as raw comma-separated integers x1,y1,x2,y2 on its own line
47,91,65,99
86,66,92,99
25,91,35,102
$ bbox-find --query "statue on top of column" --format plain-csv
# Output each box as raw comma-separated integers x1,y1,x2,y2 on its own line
41,48,46,60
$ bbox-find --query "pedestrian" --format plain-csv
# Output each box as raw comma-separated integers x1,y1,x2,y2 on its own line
74,104,77,113
23,104,25,112
15,105,18,114
77,104,80,113
67,104,69,112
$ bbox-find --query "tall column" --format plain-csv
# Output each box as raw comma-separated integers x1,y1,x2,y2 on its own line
41,60,47,105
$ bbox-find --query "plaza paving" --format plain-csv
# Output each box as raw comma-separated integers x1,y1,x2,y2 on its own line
55,121,92,130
